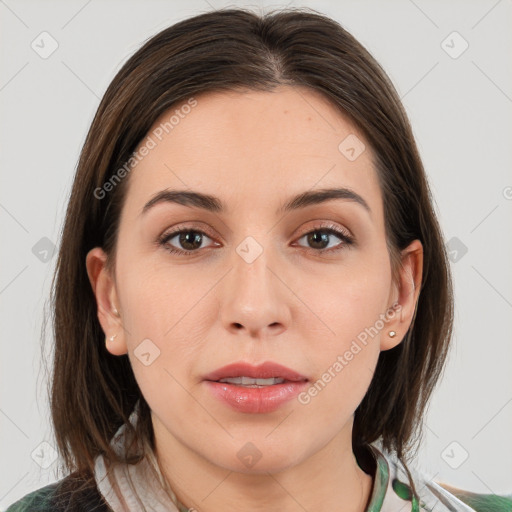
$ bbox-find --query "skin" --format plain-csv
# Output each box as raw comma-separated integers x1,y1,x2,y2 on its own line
86,85,423,512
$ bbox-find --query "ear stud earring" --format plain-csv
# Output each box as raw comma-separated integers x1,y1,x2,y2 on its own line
106,334,117,345
113,307,120,317
388,331,397,338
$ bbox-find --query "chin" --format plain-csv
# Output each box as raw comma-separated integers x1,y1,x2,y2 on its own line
206,439,306,475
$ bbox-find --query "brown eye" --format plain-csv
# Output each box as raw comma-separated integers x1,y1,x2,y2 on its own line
159,229,215,255
295,225,354,253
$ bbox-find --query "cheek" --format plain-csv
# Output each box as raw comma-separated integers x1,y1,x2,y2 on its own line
119,268,204,414
297,282,384,424
116,241,202,339
299,253,392,343
295,255,391,406
116,251,219,384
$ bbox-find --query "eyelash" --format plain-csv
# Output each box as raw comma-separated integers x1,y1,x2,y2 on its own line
157,222,354,257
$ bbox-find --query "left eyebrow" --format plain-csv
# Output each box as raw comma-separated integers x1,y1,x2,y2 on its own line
139,187,371,217
278,187,371,216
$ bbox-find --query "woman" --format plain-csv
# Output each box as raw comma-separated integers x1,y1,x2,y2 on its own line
6,6,511,512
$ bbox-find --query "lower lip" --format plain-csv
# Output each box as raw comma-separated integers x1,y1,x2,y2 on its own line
204,380,309,413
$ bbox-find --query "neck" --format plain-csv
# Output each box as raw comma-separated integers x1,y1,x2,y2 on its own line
153,418,374,512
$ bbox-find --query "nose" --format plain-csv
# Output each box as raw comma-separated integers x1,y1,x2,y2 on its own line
218,239,291,338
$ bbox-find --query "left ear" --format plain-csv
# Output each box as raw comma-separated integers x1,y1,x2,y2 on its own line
381,239,423,351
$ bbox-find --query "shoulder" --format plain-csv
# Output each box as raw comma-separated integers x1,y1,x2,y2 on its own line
5,473,112,512
4,481,59,511
436,482,512,512
412,467,512,510
368,443,512,512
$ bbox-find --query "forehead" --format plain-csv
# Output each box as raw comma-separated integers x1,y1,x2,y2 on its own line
122,85,383,223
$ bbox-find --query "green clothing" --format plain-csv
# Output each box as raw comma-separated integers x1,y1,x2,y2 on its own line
6,443,512,511
6,401,512,511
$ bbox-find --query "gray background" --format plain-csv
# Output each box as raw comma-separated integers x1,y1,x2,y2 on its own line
1,0,511,508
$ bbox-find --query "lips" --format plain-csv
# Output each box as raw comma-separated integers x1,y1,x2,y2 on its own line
203,361,309,413
203,361,309,383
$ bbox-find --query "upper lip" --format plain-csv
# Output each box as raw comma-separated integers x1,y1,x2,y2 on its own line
203,361,309,382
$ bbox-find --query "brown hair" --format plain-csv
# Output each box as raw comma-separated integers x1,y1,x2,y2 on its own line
45,5,453,505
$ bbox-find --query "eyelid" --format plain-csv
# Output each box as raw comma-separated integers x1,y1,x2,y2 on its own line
158,221,218,241
298,220,353,239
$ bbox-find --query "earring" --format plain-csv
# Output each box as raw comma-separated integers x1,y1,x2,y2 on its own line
388,331,397,338
113,307,120,317
106,334,117,344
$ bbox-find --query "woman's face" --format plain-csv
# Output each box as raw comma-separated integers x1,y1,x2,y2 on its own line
87,85,422,474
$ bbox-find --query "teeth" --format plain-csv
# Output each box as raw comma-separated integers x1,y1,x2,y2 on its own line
218,376,286,386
